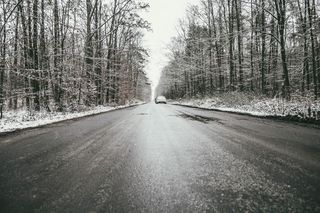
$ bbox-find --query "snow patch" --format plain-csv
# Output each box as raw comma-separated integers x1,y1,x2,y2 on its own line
0,100,144,133
171,92,320,121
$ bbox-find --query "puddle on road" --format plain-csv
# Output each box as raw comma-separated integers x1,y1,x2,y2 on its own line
137,113,149,116
176,112,223,124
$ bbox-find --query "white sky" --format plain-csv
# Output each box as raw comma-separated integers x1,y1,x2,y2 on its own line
141,0,199,95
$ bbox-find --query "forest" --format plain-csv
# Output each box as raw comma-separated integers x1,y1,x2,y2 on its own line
156,0,320,111
0,0,152,119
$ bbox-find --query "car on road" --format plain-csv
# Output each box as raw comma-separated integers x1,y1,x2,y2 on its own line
155,96,167,104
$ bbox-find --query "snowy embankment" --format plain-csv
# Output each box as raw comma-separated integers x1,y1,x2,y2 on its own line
171,92,320,123
0,100,145,133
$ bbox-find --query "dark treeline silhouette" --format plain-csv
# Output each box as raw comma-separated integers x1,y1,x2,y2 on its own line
0,0,151,118
156,0,320,102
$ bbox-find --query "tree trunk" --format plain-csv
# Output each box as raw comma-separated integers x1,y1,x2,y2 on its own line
306,0,317,99
40,0,50,111
275,0,290,99
235,0,243,91
0,1,6,118
261,0,266,94
32,0,40,111
228,0,234,90
53,0,62,110
106,0,117,103
12,9,19,110
18,1,30,109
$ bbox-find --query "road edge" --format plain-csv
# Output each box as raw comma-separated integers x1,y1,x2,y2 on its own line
172,103,320,129
0,103,146,137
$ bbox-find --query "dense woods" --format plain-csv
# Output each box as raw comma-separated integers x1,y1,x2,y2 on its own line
0,0,151,118
156,0,320,102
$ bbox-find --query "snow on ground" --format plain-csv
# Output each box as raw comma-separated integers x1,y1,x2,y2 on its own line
0,100,145,133
171,92,320,121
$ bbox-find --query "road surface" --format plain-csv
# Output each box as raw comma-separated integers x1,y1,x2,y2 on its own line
0,103,319,212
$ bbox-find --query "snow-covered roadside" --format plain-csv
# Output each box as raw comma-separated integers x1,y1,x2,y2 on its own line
170,93,320,122
0,100,145,133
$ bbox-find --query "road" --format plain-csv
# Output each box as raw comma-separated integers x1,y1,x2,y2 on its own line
0,103,319,212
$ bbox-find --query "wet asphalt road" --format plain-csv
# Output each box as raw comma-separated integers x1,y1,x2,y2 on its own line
0,103,320,212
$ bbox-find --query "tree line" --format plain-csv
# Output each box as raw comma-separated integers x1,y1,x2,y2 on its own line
0,0,151,118
156,0,320,102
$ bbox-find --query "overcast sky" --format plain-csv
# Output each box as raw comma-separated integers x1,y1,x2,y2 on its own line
141,0,199,94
